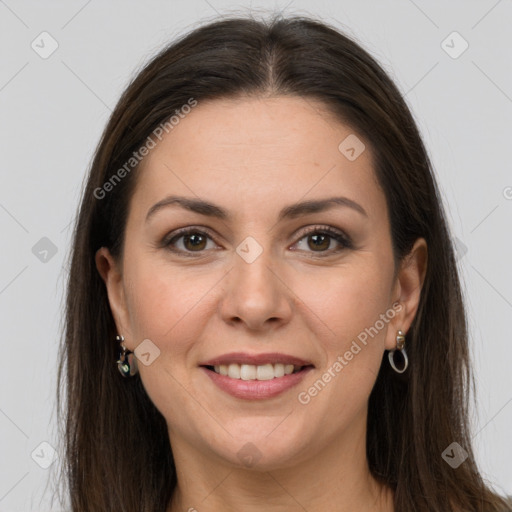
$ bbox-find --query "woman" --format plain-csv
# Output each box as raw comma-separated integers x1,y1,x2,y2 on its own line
56,13,512,512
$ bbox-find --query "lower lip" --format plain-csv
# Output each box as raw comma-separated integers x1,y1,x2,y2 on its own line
200,366,314,400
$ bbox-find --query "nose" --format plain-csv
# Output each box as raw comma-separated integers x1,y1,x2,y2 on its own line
219,244,293,332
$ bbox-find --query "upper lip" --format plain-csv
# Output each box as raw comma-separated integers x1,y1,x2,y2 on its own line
200,352,314,367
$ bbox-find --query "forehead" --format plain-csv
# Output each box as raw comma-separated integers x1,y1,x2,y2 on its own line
129,95,384,222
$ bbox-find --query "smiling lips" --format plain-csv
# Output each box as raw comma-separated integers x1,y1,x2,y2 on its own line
200,352,314,399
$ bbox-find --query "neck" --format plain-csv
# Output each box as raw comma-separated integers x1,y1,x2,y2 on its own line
166,413,394,512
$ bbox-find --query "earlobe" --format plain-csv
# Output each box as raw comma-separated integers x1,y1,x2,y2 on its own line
95,247,131,339
386,238,428,349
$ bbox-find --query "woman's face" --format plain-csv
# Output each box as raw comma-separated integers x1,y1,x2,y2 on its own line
97,95,426,470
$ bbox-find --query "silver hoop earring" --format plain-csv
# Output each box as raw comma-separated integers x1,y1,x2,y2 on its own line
116,335,138,377
388,329,408,374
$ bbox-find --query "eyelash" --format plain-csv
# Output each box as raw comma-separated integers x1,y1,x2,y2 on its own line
161,225,353,258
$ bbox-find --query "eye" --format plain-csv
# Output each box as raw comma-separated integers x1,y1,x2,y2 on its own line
162,228,218,255
162,225,352,257
292,226,352,255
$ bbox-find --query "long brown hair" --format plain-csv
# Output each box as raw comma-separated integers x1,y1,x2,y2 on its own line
55,12,511,512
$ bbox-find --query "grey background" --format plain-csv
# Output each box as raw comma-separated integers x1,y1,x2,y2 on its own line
0,0,511,510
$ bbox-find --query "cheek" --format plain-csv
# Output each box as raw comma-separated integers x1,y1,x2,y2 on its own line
125,256,215,343
296,260,393,353
293,261,393,409
123,258,216,424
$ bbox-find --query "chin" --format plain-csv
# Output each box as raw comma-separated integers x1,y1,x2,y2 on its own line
205,423,313,471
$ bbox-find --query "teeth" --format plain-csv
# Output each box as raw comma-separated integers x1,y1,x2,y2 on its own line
256,364,274,380
228,363,241,379
241,364,256,380
212,363,301,380
274,364,285,378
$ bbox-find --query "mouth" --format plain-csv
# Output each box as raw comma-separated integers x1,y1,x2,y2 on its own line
202,363,313,380
199,352,315,400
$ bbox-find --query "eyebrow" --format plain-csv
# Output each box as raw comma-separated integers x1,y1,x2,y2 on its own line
145,194,368,223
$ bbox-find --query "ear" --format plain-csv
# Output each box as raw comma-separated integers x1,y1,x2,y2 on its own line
95,247,133,344
385,237,428,350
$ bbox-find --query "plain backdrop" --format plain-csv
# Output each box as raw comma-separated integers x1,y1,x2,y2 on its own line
0,1,511,510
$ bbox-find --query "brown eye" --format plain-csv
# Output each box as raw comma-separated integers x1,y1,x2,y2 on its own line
163,228,217,255
293,226,352,255
182,233,208,251
307,233,331,251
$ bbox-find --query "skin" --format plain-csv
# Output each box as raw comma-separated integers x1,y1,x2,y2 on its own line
96,95,427,512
